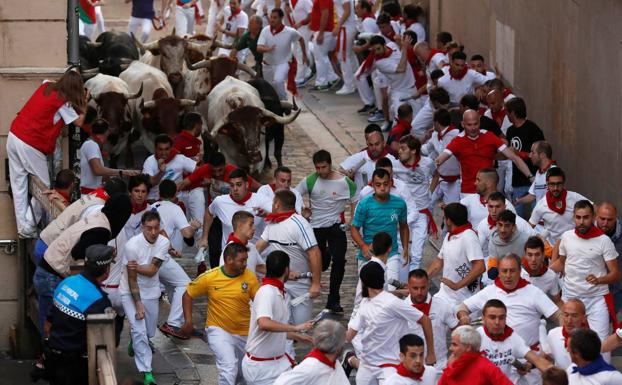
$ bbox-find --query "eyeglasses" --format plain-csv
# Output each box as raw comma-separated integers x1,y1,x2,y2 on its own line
546,182,564,187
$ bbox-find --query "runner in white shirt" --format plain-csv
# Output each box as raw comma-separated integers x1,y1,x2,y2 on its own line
384,334,437,385
460,168,516,226
477,299,552,383
218,210,266,275
413,41,447,77
543,299,588,370
422,109,461,204
550,200,619,342
273,319,349,385
257,166,303,213
410,87,450,139
393,135,436,270
401,4,425,42
426,202,484,369
402,270,439,359
528,167,589,244
285,0,313,85
520,236,561,302
217,0,249,57
256,190,321,325
346,262,435,385
120,211,169,385
142,134,196,201
257,9,308,99
242,251,314,385
515,141,557,208
566,329,622,385
333,0,358,95
352,0,380,112
199,168,273,250
437,51,489,105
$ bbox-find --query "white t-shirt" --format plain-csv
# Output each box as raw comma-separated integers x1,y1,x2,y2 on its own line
402,294,432,342
420,126,460,177
352,257,389,316
348,291,423,366
384,365,437,385
373,48,415,93
462,283,558,346
221,7,249,46
260,214,317,275
460,194,516,226
476,214,534,258
79,139,103,190
543,327,572,369
528,164,557,202
208,193,272,248
558,230,618,299
477,326,531,382
296,175,355,228
426,52,447,75
566,365,622,385
391,156,435,209
357,16,379,34
142,154,196,200
256,184,303,213
520,268,560,298
529,190,588,243
245,284,290,357
291,0,313,26
151,200,190,252
437,69,489,105
436,228,484,304
403,22,425,43
339,150,397,199
411,100,434,138
273,351,350,385
219,240,264,274
334,0,356,28
119,233,170,299
258,25,301,65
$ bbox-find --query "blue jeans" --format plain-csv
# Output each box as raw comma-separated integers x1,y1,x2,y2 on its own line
33,239,48,265
32,266,62,337
512,185,533,219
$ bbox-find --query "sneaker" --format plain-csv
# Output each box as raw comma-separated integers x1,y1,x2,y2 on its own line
367,111,385,122
335,86,356,95
327,303,344,314
18,229,38,239
143,371,157,385
357,104,374,114
159,323,190,340
328,78,342,90
381,121,393,132
341,349,356,378
128,340,134,357
296,73,314,88
310,84,330,92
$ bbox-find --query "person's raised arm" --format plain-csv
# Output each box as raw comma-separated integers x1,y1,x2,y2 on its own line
396,35,413,73
501,147,533,183
257,317,313,332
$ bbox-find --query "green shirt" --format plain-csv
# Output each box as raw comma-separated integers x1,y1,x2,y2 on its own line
236,31,262,74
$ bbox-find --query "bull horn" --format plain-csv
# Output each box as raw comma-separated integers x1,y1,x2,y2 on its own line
188,58,212,71
119,57,134,64
142,100,156,109
261,106,301,125
214,40,233,49
188,40,210,53
171,27,176,36
125,82,143,100
132,33,158,52
210,116,230,137
80,67,99,75
179,98,198,107
280,101,293,110
237,62,257,77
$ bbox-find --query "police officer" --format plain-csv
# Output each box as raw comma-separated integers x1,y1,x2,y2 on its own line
44,244,116,385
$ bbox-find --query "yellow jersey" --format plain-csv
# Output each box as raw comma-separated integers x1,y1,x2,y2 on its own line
186,266,259,335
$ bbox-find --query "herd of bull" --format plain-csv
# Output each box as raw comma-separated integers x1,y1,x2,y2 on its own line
79,29,301,172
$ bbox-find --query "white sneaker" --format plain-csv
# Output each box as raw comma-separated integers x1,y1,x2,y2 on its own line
335,86,356,95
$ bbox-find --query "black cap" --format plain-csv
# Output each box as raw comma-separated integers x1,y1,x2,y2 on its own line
360,261,385,290
84,244,115,271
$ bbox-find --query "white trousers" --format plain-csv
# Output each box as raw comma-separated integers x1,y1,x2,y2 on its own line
242,354,291,385
207,326,247,385
95,5,105,34
121,295,159,373
7,133,50,236
294,27,313,82
178,187,205,239
335,25,357,90
263,62,290,100
430,180,461,206
79,20,96,39
497,159,513,196
128,17,152,43
205,2,224,38
356,74,375,106
102,287,124,316
159,258,191,328
409,213,428,271
175,5,196,37
312,32,338,86
356,362,395,385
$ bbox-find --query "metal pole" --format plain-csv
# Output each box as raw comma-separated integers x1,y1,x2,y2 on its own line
67,0,80,66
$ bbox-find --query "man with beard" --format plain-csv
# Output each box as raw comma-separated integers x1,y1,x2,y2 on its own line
550,200,619,342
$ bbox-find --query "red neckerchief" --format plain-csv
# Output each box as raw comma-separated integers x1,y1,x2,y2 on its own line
438,124,456,141
230,191,252,205
546,189,567,215
227,232,248,246
358,47,393,79
425,48,441,65
89,188,110,201
479,195,487,206
270,24,285,35
362,11,375,20
494,277,530,294
228,7,241,20
448,223,473,240
132,201,148,214
403,19,415,29
261,277,286,295
56,189,71,205
575,225,605,240
90,136,109,158
483,325,514,342
562,322,589,347
391,15,402,23
305,348,336,369
487,215,496,230
401,154,421,170
367,146,390,161
449,64,468,80
502,87,513,99
491,108,507,127
290,0,297,7
269,183,277,192
158,148,179,164
539,160,556,174
265,210,296,223
396,363,423,380
522,258,547,277
412,298,432,316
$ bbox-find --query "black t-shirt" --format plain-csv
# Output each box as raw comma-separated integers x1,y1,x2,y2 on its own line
506,119,544,187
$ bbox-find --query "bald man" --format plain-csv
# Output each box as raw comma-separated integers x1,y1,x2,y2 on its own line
543,299,589,369
435,109,534,198
596,202,622,312
484,90,511,134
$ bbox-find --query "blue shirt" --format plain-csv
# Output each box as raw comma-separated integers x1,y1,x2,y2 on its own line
352,194,407,260
132,0,155,19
